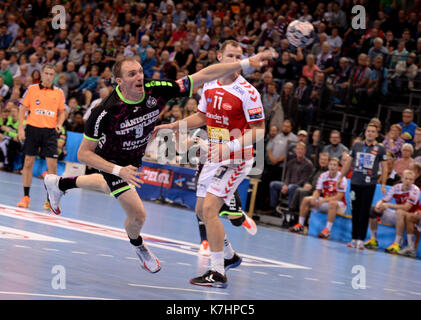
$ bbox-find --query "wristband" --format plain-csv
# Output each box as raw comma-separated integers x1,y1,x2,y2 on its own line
227,139,242,152
112,165,122,177
240,58,250,71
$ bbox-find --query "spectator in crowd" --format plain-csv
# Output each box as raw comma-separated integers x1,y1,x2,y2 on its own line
143,48,158,78
367,37,389,66
326,27,343,56
257,119,298,212
0,76,9,103
413,128,421,160
290,157,347,239
366,55,388,111
306,129,325,166
64,61,80,91
294,76,312,130
280,82,298,124
302,53,320,83
76,64,100,107
272,51,297,82
398,195,421,257
365,170,419,253
0,59,13,88
349,54,371,106
399,109,418,145
70,111,85,133
262,81,280,128
328,57,352,104
392,52,419,91
69,39,85,66
393,143,415,178
323,130,349,160
269,142,314,215
315,42,335,74
83,87,110,122
383,124,406,158
389,40,409,68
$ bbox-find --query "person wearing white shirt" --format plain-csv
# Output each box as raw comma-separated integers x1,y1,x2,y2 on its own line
83,87,110,121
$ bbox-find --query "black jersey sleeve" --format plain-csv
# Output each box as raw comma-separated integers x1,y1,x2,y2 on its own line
84,105,109,142
145,75,193,101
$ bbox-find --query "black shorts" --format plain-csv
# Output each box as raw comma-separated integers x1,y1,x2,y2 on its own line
101,171,134,198
23,125,58,158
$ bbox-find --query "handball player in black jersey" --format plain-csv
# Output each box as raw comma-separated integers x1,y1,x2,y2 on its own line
44,53,274,275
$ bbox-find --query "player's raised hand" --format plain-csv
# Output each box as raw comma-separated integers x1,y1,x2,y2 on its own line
249,50,278,68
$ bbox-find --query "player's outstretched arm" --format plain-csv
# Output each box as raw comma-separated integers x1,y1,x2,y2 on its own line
189,50,278,88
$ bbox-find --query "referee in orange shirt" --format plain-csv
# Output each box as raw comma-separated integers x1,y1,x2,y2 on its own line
17,64,66,208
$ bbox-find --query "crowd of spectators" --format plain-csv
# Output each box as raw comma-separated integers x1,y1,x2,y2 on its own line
0,0,421,252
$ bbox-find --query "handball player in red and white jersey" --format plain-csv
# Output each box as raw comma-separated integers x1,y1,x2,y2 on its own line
290,157,347,239
155,40,275,288
365,169,419,253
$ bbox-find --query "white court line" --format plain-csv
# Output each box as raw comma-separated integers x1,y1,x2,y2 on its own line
304,278,320,281
128,283,228,295
253,271,267,275
408,291,421,296
98,254,114,258
177,262,191,266
279,274,293,278
43,248,59,252
384,288,398,292
230,269,241,272
14,245,30,248
126,257,137,260
71,251,88,255
331,281,345,285
0,203,311,270
0,291,116,300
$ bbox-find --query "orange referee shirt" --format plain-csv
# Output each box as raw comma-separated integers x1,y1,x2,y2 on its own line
20,84,66,129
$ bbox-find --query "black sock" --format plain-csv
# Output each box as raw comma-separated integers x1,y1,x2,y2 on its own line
230,214,246,227
129,235,143,246
197,215,207,242
58,177,78,192
24,187,30,197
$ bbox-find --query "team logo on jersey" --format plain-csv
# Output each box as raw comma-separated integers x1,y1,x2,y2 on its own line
222,103,232,111
233,85,245,95
248,107,263,120
146,96,157,108
36,99,40,105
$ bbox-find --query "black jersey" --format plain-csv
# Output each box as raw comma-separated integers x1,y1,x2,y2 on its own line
84,76,193,167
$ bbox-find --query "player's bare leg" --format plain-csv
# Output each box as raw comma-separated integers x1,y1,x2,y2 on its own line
118,189,161,273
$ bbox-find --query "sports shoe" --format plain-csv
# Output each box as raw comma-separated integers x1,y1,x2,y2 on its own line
198,240,210,256
224,252,242,271
364,238,379,250
17,196,30,208
347,239,357,248
318,227,331,239
385,242,401,254
190,269,227,288
241,212,257,235
43,199,51,211
43,174,64,215
356,240,365,250
289,223,304,233
397,246,417,258
134,243,161,273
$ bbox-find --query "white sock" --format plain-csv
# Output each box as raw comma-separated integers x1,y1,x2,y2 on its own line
299,216,305,226
407,234,416,249
370,228,377,240
210,251,225,275
223,235,235,260
326,222,333,231
395,235,402,245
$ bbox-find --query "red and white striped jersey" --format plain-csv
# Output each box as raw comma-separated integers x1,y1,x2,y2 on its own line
197,75,264,160
316,171,348,205
383,183,420,212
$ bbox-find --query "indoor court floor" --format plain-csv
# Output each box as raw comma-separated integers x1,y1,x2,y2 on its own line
0,171,420,300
